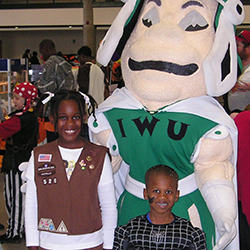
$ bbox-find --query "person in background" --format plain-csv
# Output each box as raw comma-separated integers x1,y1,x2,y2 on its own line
77,46,106,105
0,82,38,244
22,49,31,61
77,46,108,140
233,111,250,249
35,39,76,142
113,165,207,250
25,89,117,250
228,30,250,112
30,51,40,65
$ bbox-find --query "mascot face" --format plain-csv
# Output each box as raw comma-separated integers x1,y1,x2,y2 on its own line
121,0,218,109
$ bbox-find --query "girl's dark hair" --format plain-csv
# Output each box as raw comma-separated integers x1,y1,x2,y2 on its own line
38,89,97,134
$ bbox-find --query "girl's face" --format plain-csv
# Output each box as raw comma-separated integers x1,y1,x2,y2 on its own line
52,99,84,148
13,92,25,110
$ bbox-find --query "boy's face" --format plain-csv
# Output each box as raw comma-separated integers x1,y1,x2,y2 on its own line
78,54,87,66
144,173,180,217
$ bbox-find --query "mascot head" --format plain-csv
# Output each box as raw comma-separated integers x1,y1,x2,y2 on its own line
97,0,244,110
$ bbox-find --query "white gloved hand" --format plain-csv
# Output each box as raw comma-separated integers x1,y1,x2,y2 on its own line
201,179,237,250
18,162,29,193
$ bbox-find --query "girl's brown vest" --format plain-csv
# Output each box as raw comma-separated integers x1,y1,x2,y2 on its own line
34,140,108,235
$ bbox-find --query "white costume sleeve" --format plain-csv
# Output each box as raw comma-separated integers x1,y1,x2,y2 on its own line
98,154,117,249
25,152,40,247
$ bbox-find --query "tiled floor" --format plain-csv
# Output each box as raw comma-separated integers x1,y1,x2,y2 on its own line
0,173,27,250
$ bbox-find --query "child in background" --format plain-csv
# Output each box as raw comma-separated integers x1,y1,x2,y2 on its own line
0,82,38,244
25,89,117,250
113,165,207,250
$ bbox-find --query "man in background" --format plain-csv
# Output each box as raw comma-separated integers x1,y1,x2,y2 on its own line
36,39,75,95
77,46,107,105
228,30,250,112
35,39,76,142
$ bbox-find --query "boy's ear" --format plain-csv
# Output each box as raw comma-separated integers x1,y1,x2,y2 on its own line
175,190,180,202
143,188,148,200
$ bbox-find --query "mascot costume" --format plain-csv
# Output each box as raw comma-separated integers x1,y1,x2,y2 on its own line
88,0,245,249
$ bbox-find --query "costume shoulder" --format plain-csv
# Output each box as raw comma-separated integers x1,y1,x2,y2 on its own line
88,87,144,135
89,91,236,134
96,87,144,113
166,95,236,130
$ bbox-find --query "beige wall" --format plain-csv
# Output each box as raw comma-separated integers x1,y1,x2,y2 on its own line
0,7,120,59
0,29,106,59
0,7,121,27
0,4,250,59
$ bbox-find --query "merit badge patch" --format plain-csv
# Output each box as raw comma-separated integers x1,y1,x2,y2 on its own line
38,218,56,232
38,154,52,162
57,221,68,233
37,164,56,177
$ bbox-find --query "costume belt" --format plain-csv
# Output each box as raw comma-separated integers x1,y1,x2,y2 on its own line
125,173,198,199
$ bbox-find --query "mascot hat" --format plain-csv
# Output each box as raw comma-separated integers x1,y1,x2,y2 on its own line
97,0,244,96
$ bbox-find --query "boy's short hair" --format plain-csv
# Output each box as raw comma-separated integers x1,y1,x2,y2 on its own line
145,165,179,189
77,46,92,57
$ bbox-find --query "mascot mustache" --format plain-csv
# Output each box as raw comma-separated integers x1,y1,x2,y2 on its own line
128,58,198,76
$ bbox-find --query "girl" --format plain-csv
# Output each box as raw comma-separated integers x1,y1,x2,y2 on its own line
0,82,38,244
25,89,117,250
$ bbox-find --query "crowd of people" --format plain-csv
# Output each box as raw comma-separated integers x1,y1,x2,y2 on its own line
0,27,249,249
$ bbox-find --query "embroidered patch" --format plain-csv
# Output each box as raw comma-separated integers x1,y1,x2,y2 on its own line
37,164,56,177
57,221,68,233
38,154,52,162
38,218,56,231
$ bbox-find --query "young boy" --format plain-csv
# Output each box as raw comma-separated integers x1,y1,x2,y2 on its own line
113,165,207,250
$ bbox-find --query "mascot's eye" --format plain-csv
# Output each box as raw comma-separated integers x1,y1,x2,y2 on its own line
142,7,160,28
179,10,208,31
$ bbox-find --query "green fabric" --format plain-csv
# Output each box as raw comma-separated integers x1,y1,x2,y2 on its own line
104,108,218,249
104,108,217,181
125,0,143,26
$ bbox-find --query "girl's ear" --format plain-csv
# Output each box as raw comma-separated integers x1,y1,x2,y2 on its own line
83,113,88,123
49,115,54,125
